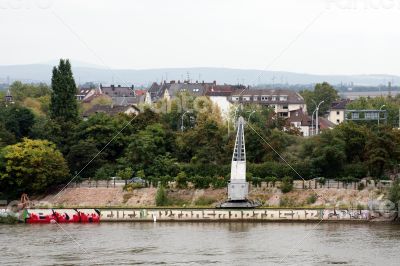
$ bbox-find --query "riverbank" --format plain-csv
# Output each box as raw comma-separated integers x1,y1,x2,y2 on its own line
20,207,396,223
39,186,383,209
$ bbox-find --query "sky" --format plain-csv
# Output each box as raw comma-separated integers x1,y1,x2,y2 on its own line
1,0,400,75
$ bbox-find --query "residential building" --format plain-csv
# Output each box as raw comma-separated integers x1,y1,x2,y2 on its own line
288,108,311,136
82,105,140,120
205,84,246,119
79,84,144,106
288,108,336,137
328,99,351,125
148,80,215,102
229,89,306,118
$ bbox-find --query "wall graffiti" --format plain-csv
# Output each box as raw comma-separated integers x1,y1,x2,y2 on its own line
100,208,371,222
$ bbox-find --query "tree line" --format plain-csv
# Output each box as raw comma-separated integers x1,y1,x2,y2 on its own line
1,59,400,199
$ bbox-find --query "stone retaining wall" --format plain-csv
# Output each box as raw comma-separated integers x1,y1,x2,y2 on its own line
100,209,375,222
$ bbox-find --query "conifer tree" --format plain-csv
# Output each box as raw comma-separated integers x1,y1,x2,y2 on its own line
49,59,78,122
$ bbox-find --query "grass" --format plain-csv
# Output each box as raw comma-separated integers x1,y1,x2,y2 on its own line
194,196,216,206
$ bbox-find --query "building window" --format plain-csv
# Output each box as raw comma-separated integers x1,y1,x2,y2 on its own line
282,104,288,110
279,95,288,101
337,119,340,123
243,96,250,101
365,112,378,120
261,96,268,101
351,112,359,119
232,97,239,101
336,111,340,115
271,96,276,101
253,96,258,101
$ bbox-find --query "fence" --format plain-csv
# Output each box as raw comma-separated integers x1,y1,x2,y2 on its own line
67,179,127,188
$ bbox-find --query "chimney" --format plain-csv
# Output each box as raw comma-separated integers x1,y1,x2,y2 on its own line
196,80,198,83
213,80,216,85
170,80,175,84
178,80,181,84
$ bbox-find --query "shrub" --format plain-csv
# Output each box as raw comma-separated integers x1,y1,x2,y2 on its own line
342,163,367,179
175,171,188,189
155,185,168,206
388,180,400,209
123,183,144,192
211,176,228,189
357,182,365,191
190,175,211,189
306,194,317,205
280,176,293,193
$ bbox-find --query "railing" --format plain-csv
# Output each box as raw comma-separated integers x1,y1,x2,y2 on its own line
67,179,127,188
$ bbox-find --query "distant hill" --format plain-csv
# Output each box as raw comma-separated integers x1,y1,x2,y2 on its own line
0,63,399,87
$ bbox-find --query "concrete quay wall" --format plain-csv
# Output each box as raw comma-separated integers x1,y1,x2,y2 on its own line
100,209,373,222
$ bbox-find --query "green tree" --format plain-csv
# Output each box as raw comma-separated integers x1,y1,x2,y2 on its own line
116,167,133,180
128,123,167,167
9,81,51,102
49,59,79,122
388,180,400,211
302,82,339,115
0,123,16,148
66,140,104,179
0,138,69,195
155,185,168,206
364,127,400,178
280,176,293,193
0,105,35,139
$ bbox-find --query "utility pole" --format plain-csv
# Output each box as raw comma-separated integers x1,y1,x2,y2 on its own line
181,110,190,132
378,104,385,127
311,109,317,136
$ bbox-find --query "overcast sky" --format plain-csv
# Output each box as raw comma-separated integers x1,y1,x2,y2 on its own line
1,0,400,75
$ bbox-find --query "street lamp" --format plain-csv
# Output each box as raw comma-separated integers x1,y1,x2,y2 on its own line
311,108,317,136
378,104,386,126
181,110,191,132
315,100,325,135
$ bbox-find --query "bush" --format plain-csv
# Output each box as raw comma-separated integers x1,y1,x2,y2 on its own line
95,164,116,180
342,163,367,179
388,180,400,208
211,176,228,189
306,194,317,205
357,182,365,191
175,171,188,189
123,183,144,192
190,175,212,189
155,185,168,206
0,214,18,224
280,176,293,193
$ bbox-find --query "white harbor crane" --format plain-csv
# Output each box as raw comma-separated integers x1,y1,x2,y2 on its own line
217,116,260,208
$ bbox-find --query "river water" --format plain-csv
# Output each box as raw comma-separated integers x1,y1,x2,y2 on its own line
1,222,399,265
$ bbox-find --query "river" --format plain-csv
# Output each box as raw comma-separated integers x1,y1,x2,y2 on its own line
1,222,399,265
